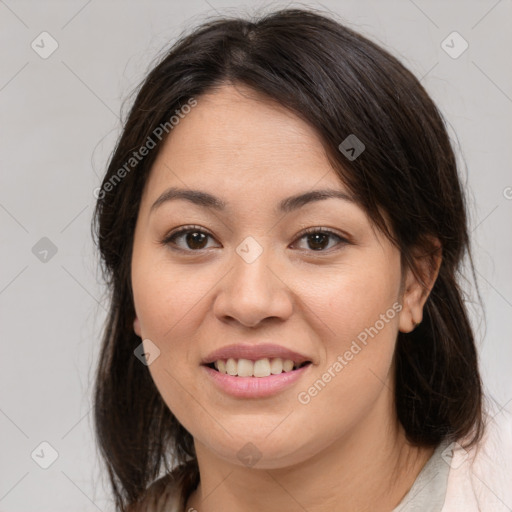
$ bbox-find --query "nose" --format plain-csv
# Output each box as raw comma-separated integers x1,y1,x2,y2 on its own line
213,242,294,328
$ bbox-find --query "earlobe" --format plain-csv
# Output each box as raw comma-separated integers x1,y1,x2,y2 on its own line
398,276,423,333
398,240,442,334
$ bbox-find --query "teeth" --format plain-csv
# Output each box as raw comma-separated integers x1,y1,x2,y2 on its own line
253,358,270,377
283,359,294,372
212,357,304,377
270,357,283,374
237,358,254,377
226,358,237,376
217,360,226,374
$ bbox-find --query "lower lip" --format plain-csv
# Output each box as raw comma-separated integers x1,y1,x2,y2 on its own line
202,364,311,398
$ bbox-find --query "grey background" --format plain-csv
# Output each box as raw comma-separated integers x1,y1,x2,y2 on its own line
1,0,511,510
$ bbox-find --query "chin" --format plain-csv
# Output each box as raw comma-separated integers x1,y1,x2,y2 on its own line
197,428,319,470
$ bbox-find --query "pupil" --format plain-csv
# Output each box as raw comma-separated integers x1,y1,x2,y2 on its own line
187,232,207,249
309,233,328,250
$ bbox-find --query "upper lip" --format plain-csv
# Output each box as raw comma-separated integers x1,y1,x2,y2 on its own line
202,343,312,365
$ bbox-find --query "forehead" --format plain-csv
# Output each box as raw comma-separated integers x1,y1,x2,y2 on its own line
145,83,346,199
174,83,321,148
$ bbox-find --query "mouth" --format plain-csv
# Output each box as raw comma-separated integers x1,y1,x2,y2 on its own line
200,343,314,397
203,358,312,378
202,358,312,398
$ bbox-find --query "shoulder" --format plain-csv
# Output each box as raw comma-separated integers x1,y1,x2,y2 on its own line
127,463,195,512
442,406,512,511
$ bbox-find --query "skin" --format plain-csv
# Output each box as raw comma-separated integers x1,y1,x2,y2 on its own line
131,83,442,512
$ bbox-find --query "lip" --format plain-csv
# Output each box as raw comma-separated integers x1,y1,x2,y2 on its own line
201,343,311,365
202,363,312,398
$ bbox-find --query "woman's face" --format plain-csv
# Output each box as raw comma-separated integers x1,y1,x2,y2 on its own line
131,83,421,469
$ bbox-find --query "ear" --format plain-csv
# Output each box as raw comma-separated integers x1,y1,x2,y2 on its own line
133,316,142,337
399,238,442,333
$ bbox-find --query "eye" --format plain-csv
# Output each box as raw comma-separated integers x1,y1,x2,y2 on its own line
161,225,349,254
161,225,219,252
292,228,348,252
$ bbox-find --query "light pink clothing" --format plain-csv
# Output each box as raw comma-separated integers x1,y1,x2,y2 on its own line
441,407,512,511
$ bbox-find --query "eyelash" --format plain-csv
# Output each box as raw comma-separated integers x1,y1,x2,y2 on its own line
160,225,349,254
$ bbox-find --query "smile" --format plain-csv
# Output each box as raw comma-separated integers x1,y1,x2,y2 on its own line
206,357,311,377
202,360,312,398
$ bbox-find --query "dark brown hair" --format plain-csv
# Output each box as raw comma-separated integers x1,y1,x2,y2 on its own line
92,7,485,511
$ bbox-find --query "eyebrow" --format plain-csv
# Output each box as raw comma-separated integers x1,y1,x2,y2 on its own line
150,186,356,214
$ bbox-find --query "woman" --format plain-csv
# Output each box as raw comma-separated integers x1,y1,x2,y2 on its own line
92,8,512,512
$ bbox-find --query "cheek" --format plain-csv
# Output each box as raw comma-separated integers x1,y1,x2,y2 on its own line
131,247,212,343
131,258,207,430
131,249,217,410
303,256,401,348
295,258,401,408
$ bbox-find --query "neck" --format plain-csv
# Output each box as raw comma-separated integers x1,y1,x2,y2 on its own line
186,388,434,512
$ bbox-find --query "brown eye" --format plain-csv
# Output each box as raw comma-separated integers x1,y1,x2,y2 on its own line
182,231,209,250
162,226,218,252
294,229,348,252
307,232,330,250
